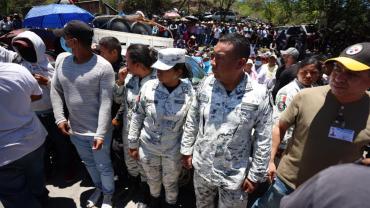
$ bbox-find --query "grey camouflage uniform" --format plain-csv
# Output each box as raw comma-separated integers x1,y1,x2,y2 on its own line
113,69,156,179
181,74,272,208
128,79,194,204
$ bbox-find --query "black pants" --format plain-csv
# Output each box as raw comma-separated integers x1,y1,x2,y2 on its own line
0,145,48,208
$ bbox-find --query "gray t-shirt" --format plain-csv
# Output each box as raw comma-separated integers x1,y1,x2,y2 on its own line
51,52,114,138
0,63,47,166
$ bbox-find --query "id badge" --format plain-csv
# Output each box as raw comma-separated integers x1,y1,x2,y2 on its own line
328,126,355,142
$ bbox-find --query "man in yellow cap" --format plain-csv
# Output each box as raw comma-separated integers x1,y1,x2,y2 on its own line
252,42,370,208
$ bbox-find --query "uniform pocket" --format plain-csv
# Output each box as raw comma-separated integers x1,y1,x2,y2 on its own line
239,103,257,123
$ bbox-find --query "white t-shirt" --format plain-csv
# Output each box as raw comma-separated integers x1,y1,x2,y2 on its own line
0,63,47,166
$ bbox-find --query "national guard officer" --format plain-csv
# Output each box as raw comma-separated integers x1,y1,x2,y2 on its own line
113,44,157,207
181,33,273,208
272,56,322,160
128,48,194,207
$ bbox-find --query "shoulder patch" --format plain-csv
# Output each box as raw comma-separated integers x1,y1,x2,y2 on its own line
277,101,286,111
276,94,287,111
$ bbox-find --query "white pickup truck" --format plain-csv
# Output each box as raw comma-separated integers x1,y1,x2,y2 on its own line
93,27,205,85
93,28,174,55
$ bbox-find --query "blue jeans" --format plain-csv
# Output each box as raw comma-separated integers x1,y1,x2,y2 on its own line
0,144,48,208
251,177,294,208
70,129,115,195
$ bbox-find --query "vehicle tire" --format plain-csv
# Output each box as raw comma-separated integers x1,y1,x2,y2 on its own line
107,18,131,33
92,16,113,29
131,22,152,35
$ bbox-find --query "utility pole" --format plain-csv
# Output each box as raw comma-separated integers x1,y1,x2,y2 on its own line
99,0,103,14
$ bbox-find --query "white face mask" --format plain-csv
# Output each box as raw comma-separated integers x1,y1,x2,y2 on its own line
255,60,262,66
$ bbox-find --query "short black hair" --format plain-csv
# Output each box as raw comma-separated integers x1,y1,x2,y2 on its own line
127,44,157,69
218,33,250,59
173,63,192,78
298,56,323,73
99,37,121,55
54,20,93,48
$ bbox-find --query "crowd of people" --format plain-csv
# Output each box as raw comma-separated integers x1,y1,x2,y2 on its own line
0,17,369,208
0,14,23,35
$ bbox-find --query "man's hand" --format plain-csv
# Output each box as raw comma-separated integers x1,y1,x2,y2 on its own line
129,148,139,160
267,161,277,183
242,178,258,193
92,137,104,150
181,155,193,169
117,67,128,85
112,118,121,127
57,121,70,136
34,74,49,86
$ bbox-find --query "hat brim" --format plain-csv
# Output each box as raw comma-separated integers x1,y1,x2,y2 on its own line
325,57,369,71
280,50,289,55
53,28,65,37
151,60,174,71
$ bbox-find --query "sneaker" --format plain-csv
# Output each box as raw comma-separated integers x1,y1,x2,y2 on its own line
86,188,102,208
101,195,113,208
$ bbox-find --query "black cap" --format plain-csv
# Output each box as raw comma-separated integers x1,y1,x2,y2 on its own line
325,42,370,71
53,20,93,41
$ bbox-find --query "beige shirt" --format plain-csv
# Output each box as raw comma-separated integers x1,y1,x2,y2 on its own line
277,85,370,189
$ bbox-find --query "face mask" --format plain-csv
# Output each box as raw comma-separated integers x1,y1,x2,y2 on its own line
255,60,262,66
60,37,72,53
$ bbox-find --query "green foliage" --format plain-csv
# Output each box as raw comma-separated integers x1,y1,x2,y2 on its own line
235,0,369,54
122,0,172,15
1,0,52,16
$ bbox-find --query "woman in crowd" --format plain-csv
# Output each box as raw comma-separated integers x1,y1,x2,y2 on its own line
113,44,157,206
128,48,194,207
271,56,323,165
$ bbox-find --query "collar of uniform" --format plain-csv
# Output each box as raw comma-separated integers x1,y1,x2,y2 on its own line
294,78,309,90
213,73,250,96
155,80,186,96
236,74,252,95
140,69,157,87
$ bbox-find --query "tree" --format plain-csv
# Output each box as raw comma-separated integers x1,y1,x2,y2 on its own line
122,0,172,15
236,0,369,55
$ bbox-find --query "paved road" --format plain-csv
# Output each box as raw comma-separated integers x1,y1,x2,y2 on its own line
46,164,196,208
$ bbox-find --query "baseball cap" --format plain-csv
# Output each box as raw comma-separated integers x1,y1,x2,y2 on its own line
280,47,299,59
325,42,370,71
151,48,186,70
53,20,93,41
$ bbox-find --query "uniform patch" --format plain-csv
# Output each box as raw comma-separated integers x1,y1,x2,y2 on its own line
198,93,209,103
345,44,363,55
277,101,286,111
181,85,189,93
